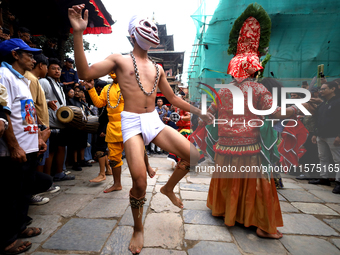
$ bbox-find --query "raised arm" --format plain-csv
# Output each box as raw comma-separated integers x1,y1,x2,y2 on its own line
68,4,117,80
88,86,108,109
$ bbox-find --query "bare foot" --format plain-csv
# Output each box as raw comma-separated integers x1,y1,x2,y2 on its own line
256,228,283,239
146,165,156,178
129,229,144,254
89,174,106,183
4,240,32,254
103,184,122,193
160,186,183,208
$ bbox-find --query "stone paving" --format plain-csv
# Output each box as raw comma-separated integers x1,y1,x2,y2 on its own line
23,154,340,255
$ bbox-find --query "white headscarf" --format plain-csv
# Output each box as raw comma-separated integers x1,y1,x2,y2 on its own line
128,15,139,38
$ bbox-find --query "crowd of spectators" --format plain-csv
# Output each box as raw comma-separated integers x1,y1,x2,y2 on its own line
0,28,108,254
298,79,340,194
267,78,340,194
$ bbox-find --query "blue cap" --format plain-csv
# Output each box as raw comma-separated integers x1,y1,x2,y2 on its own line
0,38,41,56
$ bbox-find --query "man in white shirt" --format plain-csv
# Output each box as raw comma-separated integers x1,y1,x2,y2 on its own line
0,38,46,255
40,58,75,182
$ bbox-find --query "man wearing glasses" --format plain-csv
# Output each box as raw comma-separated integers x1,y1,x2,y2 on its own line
17,27,35,48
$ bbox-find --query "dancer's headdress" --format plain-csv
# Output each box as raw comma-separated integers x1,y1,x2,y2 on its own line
227,4,271,82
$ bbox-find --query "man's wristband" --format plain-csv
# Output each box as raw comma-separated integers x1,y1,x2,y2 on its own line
38,124,47,131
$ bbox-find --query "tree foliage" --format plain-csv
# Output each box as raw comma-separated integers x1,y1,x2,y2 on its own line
31,33,96,60
64,34,96,54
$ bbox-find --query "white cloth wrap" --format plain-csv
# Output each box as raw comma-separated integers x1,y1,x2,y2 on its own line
121,109,165,145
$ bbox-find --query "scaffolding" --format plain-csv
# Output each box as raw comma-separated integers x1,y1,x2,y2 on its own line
188,0,340,102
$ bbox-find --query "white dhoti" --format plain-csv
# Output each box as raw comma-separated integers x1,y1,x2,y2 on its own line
121,109,166,145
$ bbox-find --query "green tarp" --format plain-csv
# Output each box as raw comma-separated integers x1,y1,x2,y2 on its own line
188,0,340,100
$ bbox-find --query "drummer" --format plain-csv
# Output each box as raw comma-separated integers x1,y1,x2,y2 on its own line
83,73,155,191
40,58,75,182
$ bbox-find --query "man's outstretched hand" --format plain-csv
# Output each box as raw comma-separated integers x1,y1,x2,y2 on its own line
200,112,214,125
68,4,89,32
81,80,94,90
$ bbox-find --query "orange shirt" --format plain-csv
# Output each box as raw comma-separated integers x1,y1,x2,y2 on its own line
88,83,124,143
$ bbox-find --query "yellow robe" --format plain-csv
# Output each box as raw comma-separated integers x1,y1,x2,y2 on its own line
88,84,124,143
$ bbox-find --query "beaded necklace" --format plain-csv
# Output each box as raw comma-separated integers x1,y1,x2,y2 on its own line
130,51,159,96
107,83,122,109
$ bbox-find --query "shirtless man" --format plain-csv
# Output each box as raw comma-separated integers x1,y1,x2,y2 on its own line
68,5,212,254
83,77,156,190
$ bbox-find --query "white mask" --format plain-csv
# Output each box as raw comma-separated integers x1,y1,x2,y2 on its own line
128,16,160,50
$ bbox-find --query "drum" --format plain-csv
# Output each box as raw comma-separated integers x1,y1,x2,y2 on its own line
57,106,87,130
84,115,100,133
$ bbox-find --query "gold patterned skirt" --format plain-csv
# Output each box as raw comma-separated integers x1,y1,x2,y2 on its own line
207,152,283,234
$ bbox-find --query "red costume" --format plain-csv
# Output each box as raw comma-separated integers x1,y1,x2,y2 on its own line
278,119,308,168
206,4,283,235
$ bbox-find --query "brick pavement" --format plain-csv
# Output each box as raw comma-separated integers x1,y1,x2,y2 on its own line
23,154,340,255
